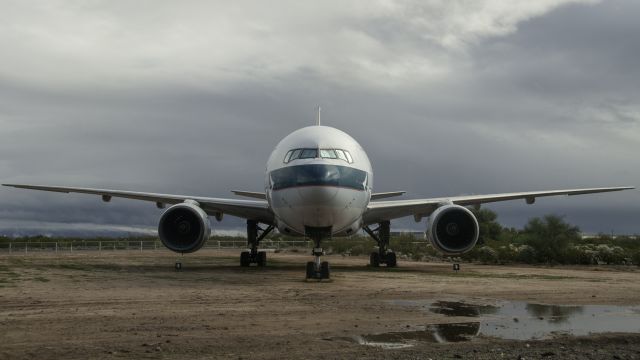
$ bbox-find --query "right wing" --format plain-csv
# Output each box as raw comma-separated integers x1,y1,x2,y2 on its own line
3,184,275,224
231,190,267,200
363,186,634,225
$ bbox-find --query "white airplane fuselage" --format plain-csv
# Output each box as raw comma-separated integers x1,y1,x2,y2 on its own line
265,126,372,237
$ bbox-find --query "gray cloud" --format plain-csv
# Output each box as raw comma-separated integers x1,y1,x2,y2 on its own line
0,0,638,236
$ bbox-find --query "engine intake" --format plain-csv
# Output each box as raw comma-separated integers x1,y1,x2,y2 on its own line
158,201,211,253
426,205,479,255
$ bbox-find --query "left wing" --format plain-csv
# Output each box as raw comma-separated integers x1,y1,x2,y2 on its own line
231,190,267,200
371,191,406,200
363,186,634,225
3,184,275,224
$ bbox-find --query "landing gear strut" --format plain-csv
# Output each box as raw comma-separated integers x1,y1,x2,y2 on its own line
305,226,331,280
364,221,397,267
240,220,274,267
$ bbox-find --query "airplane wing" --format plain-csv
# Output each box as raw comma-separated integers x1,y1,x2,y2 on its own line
363,186,634,225
371,191,406,200
2,184,275,224
231,190,267,200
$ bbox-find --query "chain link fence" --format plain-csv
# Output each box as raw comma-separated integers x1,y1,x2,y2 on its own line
0,239,313,254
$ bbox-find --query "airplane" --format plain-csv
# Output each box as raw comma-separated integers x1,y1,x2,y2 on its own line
3,112,634,279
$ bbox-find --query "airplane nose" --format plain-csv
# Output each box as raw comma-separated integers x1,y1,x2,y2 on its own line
297,186,339,204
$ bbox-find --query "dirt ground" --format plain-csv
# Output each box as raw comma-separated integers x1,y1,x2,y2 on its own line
1,249,640,360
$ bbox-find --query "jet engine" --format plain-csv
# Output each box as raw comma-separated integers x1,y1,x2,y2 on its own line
158,201,211,253
426,205,479,255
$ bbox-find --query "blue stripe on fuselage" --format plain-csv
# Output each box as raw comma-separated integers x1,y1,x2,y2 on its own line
269,164,367,191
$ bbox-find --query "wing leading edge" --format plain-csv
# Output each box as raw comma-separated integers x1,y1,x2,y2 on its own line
2,184,274,224
363,186,634,225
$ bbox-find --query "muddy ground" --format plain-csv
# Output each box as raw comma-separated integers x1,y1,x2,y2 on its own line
1,249,640,359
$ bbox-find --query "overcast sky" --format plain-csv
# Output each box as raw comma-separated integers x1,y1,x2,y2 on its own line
0,0,638,236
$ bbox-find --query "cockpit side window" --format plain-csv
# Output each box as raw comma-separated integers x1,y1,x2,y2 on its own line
289,149,302,162
283,150,294,163
344,150,353,163
335,149,347,162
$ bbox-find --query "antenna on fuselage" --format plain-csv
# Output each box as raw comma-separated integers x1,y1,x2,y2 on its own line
316,105,321,126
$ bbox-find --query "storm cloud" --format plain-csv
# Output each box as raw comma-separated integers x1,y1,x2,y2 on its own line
0,0,638,235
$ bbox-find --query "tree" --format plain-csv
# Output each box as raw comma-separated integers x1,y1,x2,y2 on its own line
471,208,503,245
521,215,580,264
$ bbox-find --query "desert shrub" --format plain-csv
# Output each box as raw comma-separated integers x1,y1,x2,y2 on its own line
595,245,626,265
494,244,518,263
476,246,499,264
632,250,640,266
471,208,503,245
565,246,597,265
522,215,580,264
348,243,376,256
516,245,537,264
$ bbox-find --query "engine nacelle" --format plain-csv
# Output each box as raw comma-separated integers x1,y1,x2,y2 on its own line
158,201,211,253
426,205,479,255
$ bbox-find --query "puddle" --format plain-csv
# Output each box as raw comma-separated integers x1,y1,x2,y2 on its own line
357,300,640,348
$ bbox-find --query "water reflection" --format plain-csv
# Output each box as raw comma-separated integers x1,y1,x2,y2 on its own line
525,303,583,324
356,322,481,349
430,300,497,317
429,322,481,342
359,300,640,348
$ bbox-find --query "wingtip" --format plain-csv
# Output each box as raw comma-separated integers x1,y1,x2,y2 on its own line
604,186,634,193
2,183,31,188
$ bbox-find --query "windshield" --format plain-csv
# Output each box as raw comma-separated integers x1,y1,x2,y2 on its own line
283,148,354,164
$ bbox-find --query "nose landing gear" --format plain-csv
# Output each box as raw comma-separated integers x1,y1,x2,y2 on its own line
306,247,330,280
305,226,332,280
364,221,397,267
240,220,274,267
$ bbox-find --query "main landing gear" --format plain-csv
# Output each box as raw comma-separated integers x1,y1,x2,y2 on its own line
305,226,332,280
240,220,274,267
363,221,397,268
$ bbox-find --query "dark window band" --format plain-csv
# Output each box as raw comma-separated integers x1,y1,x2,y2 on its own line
270,164,367,191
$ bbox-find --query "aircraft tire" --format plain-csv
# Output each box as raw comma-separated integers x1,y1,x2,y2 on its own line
369,252,380,267
240,251,251,267
320,261,330,279
386,252,397,267
257,251,267,267
305,261,315,279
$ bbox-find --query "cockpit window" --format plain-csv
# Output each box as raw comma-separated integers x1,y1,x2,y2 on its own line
344,151,353,163
299,148,318,159
284,150,293,163
319,149,337,159
283,148,354,164
285,149,302,163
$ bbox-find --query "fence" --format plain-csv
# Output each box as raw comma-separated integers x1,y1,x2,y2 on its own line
0,239,313,254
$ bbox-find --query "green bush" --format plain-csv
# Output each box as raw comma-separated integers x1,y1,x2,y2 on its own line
521,215,580,264
565,246,597,265
632,250,640,266
476,246,499,264
516,245,537,264
595,245,626,265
